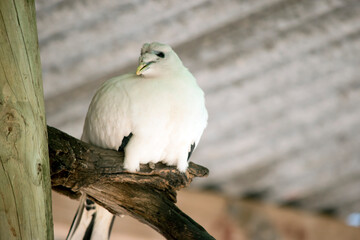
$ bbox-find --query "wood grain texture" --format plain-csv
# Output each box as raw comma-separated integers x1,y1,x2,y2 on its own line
48,126,214,240
0,0,53,239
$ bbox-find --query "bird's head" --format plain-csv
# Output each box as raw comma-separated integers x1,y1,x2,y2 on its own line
136,42,183,77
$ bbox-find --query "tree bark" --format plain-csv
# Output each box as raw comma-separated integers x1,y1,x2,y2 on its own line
0,0,53,239
48,126,215,240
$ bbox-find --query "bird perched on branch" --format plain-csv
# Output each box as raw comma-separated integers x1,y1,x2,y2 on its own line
67,42,208,240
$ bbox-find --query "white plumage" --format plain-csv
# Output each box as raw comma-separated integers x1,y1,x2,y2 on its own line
82,42,207,172
67,42,207,240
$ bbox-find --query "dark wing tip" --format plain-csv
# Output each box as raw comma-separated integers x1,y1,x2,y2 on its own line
187,143,196,161
118,132,133,152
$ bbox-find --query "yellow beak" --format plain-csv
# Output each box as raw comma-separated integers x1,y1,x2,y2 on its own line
136,63,146,75
136,61,154,75
136,62,150,75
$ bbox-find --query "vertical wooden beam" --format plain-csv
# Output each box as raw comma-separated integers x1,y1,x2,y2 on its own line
0,0,53,239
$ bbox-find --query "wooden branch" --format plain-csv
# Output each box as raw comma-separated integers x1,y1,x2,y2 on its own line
48,126,214,240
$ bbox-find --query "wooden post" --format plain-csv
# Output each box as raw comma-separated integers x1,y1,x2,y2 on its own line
0,0,53,239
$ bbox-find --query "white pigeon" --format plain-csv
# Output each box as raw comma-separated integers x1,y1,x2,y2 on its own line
67,42,208,240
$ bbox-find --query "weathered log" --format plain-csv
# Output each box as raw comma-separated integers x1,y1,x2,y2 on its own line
48,126,214,240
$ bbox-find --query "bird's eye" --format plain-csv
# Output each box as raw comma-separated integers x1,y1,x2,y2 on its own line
154,51,165,58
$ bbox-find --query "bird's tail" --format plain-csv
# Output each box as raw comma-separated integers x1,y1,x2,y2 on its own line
66,194,115,240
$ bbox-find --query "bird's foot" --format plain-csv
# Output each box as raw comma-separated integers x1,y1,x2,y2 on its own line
124,160,140,172
176,160,188,173
148,162,155,169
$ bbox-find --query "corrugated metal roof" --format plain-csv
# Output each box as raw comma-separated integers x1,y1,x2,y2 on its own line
37,0,360,220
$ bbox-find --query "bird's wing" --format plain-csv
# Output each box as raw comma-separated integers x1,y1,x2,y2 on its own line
81,74,136,151
68,75,137,240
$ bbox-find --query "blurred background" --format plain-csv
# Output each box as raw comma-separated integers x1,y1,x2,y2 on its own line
35,0,360,239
